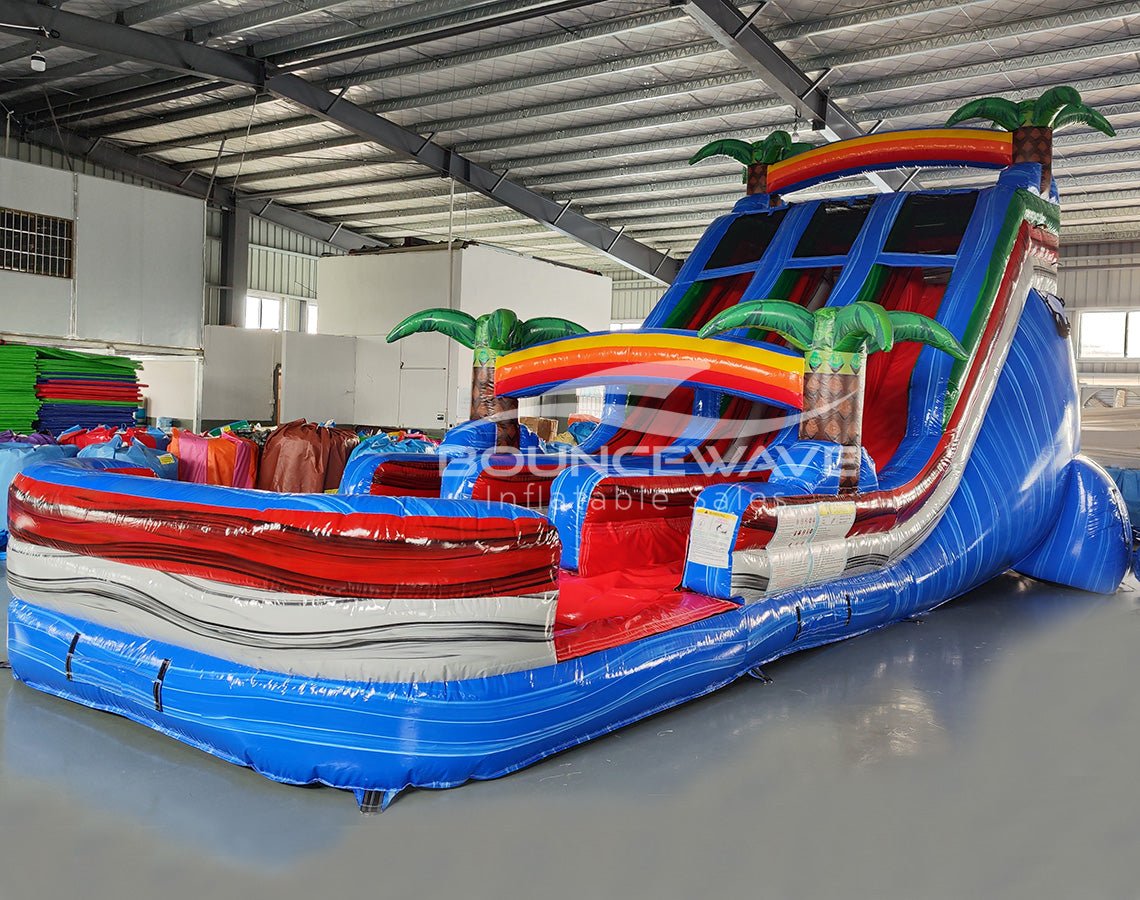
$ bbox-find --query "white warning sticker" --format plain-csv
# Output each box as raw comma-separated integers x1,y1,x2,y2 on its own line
814,501,856,542
808,541,849,582
765,545,812,592
687,507,739,569
770,503,817,547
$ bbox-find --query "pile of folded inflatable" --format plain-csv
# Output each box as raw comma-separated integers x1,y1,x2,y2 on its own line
166,420,360,492
170,426,261,488
2,420,378,553
257,419,359,493
35,347,142,433
0,426,173,553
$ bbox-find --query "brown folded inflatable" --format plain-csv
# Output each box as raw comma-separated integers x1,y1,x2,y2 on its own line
256,420,359,494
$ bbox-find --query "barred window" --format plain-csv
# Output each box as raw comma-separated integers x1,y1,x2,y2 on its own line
0,207,74,279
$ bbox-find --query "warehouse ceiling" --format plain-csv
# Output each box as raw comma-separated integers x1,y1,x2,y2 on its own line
1,0,1138,278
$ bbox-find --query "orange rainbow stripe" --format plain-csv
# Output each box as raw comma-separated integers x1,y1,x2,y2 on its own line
496,331,805,410
767,128,1013,194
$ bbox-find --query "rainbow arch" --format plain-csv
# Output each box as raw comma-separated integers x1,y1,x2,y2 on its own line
767,128,1014,195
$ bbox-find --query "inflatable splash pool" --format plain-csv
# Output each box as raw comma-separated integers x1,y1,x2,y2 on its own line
6,112,1133,811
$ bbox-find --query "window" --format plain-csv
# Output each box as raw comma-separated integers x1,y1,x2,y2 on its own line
306,304,319,334
244,294,282,330
793,199,873,258
576,385,605,418
704,209,787,270
610,320,643,331
0,207,74,278
1078,310,1140,359
883,192,978,256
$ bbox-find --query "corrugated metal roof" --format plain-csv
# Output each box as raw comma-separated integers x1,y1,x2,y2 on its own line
2,0,1138,271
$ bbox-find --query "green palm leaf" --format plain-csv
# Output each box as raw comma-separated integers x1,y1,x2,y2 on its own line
477,309,523,354
753,130,792,164
697,300,815,350
1052,103,1116,136
1016,99,1037,127
519,316,588,347
787,141,817,158
887,311,968,360
387,308,477,348
946,97,1022,131
689,138,754,166
1032,86,1082,127
834,301,894,354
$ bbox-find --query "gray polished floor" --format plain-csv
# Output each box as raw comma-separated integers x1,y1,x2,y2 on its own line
1,564,1137,900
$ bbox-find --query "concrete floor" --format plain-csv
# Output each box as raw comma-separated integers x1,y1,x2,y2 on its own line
1,566,1138,900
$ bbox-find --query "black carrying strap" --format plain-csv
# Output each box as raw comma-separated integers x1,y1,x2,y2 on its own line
65,632,81,681
1041,292,1071,338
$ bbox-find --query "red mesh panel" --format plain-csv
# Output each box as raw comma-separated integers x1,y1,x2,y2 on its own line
861,269,949,469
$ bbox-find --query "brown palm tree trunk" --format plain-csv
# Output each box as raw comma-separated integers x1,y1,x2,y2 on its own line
494,395,520,450
1012,126,1053,194
745,162,768,196
797,350,865,493
470,364,496,420
469,363,519,450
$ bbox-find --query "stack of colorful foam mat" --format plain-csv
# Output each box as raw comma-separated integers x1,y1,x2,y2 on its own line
35,348,142,433
0,344,42,433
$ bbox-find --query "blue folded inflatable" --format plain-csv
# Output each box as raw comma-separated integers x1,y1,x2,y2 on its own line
0,442,79,549
77,435,178,480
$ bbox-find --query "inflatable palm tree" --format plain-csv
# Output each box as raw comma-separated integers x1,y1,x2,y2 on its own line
387,308,586,448
689,130,815,197
947,86,1114,193
699,301,967,491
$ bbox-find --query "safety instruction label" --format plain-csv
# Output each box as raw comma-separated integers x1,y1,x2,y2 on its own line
687,507,739,568
770,500,856,547
815,501,856,541
770,504,816,547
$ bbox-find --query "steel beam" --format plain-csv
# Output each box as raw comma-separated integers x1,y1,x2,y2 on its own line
679,0,905,192
135,41,731,155
219,206,250,327
20,110,387,253
10,0,590,123
37,0,594,119
265,72,678,280
201,129,1140,241
0,0,202,66
85,7,685,139
67,0,1140,157
194,95,790,172
0,1,678,282
0,0,355,98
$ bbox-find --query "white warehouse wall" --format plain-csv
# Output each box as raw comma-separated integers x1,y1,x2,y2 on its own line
317,244,610,431
201,326,279,423
0,157,204,350
136,355,201,427
279,332,356,424
318,246,459,428
457,244,611,422
0,157,75,337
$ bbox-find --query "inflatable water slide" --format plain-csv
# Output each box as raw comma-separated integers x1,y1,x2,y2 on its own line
6,93,1133,810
